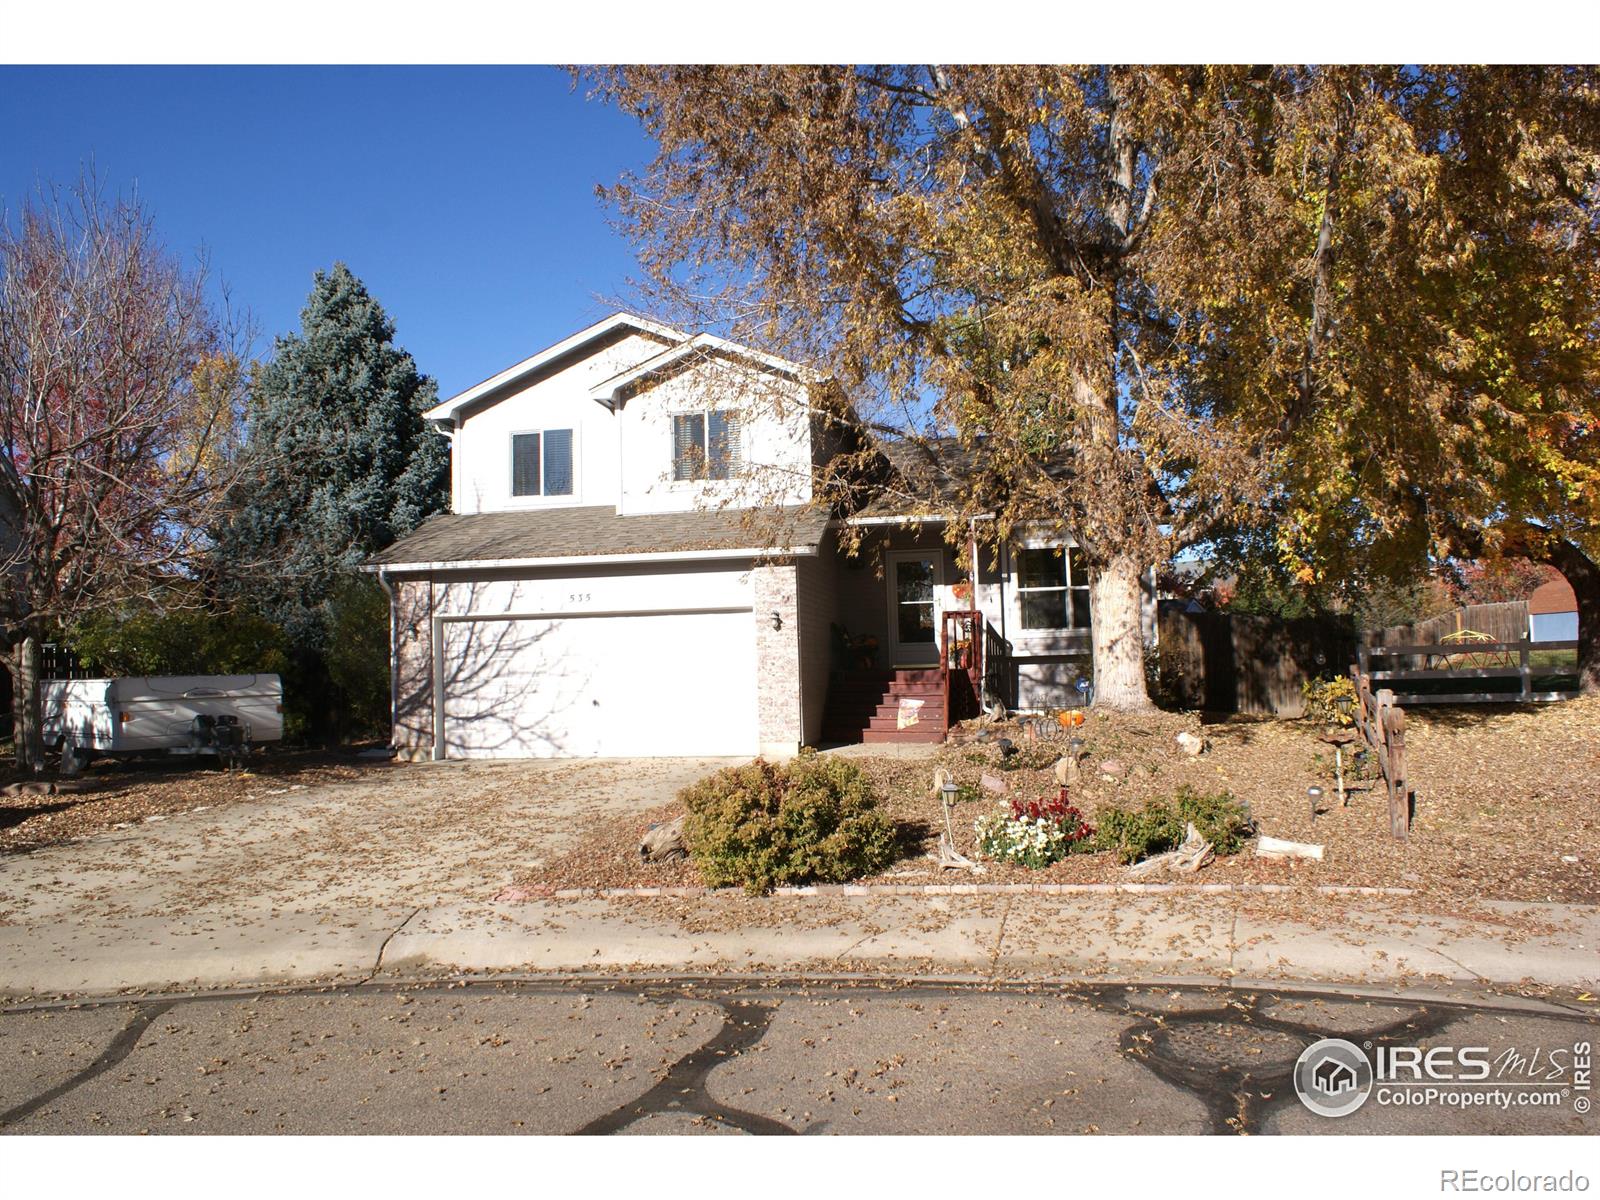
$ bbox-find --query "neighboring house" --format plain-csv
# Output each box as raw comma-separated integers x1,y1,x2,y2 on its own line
1528,576,1579,643
366,313,1153,761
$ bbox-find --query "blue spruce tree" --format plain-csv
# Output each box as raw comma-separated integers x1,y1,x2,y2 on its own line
226,264,447,736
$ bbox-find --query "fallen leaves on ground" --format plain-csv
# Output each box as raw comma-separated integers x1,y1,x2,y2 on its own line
522,696,1600,905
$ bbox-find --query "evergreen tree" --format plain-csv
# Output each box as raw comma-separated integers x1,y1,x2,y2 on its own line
227,263,447,647
223,264,446,740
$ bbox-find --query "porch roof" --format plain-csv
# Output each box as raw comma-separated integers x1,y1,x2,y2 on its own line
366,504,830,572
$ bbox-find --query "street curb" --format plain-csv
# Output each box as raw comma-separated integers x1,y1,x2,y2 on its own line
506,882,1419,901
5,969,1591,1020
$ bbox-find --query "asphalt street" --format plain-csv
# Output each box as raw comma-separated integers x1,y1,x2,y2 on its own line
1,979,1595,1136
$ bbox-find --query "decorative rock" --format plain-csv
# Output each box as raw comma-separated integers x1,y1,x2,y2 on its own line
1175,732,1206,756
1053,757,1075,787
980,772,1009,795
1097,758,1128,780
639,815,688,863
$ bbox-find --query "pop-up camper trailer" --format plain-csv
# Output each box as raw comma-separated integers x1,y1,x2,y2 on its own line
41,674,284,769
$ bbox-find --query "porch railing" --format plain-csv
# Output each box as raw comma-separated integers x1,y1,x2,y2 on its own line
982,621,1013,712
940,610,983,738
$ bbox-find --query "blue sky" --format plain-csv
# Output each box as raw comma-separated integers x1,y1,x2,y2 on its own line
0,66,653,398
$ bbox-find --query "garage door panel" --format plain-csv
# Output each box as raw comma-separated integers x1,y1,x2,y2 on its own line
440,611,755,759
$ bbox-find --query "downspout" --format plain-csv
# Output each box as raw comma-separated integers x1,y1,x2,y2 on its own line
376,567,399,750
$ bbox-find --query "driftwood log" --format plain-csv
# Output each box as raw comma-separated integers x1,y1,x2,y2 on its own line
1125,822,1214,879
639,816,688,863
3,780,58,797
1255,836,1324,861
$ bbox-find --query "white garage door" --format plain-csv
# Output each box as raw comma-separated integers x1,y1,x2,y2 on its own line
438,609,756,759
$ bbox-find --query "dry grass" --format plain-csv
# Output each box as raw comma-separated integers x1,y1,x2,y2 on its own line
525,696,1600,903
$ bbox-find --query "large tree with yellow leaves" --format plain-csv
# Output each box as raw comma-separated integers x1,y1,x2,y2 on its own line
591,66,1600,706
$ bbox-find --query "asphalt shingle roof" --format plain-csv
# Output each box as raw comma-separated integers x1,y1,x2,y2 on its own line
367,504,830,568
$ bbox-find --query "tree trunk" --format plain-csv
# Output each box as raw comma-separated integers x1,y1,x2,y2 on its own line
1090,552,1153,711
10,634,45,774
1540,537,1600,695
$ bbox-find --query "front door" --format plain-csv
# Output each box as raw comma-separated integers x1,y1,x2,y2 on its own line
886,551,943,666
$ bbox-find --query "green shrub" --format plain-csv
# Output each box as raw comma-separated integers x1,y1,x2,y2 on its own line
681,754,901,894
1302,675,1356,726
323,576,391,739
1093,786,1253,864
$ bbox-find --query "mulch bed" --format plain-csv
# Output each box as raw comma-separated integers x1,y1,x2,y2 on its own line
0,747,395,854
520,696,1600,904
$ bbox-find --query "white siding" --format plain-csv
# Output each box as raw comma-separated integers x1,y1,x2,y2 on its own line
616,355,812,516
448,332,812,519
449,330,668,515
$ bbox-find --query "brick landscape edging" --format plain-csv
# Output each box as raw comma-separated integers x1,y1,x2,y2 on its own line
501,882,1417,901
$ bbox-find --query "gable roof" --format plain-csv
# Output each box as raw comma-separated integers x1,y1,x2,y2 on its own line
422,312,688,423
586,332,813,407
366,504,829,572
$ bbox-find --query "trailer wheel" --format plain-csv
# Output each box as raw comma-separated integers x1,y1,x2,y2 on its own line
59,738,92,777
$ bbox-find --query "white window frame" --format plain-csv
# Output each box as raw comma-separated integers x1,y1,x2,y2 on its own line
1015,542,1092,633
670,408,742,484
507,425,580,505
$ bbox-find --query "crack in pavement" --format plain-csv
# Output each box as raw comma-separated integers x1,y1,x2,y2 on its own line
574,1000,794,1135
988,896,1013,977
364,906,424,982
0,999,175,1128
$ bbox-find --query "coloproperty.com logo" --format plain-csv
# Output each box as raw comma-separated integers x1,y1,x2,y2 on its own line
1293,1036,1593,1118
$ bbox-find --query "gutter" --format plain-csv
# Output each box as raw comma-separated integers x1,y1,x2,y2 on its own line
831,513,996,528
359,543,822,575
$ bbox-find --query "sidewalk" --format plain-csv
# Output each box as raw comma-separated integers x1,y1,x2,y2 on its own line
4,888,1597,1000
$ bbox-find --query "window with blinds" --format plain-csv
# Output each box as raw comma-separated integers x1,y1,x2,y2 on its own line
673,410,740,481
511,432,541,497
511,428,573,498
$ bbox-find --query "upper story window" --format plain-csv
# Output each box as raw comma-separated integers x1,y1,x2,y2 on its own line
1017,546,1091,631
511,429,574,498
672,410,741,481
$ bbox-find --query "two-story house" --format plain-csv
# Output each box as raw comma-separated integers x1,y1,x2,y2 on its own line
366,313,1153,760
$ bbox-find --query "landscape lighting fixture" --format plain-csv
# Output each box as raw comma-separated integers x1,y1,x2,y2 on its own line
940,779,959,842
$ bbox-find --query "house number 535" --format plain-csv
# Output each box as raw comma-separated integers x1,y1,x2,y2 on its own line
568,592,593,603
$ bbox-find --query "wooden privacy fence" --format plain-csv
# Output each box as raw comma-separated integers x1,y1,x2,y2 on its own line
1349,666,1412,840
1357,639,1580,705
1369,600,1529,648
1157,604,1358,716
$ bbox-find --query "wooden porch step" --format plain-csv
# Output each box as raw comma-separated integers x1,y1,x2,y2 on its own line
860,726,945,744
864,711,944,732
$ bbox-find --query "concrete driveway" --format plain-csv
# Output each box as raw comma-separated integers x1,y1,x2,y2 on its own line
0,757,737,996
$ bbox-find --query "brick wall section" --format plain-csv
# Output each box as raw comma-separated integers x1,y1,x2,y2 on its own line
391,576,434,761
794,551,836,744
753,561,803,756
